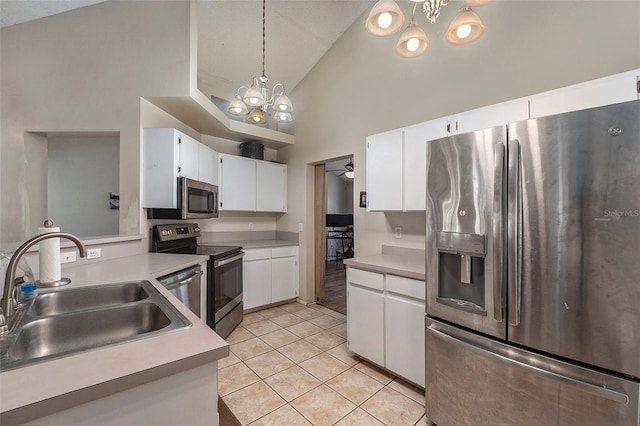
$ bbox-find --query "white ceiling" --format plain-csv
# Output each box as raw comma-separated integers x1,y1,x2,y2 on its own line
196,0,372,99
1,0,373,101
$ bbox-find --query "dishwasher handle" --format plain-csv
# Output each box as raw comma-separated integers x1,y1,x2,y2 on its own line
163,270,203,291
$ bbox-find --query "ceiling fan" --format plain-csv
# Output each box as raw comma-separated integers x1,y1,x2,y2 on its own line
327,159,354,179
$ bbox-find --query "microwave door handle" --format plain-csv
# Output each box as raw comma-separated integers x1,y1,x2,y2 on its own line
493,142,505,322
507,139,522,326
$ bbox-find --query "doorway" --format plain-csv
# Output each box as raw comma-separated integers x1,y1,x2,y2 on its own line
314,157,354,315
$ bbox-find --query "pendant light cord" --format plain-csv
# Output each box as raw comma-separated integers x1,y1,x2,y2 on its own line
262,0,266,78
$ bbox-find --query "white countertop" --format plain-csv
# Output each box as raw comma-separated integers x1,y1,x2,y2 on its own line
344,247,425,281
0,253,229,424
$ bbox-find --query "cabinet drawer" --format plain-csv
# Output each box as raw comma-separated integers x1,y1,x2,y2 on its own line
243,248,271,261
348,268,383,291
386,275,425,301
271,246,298,258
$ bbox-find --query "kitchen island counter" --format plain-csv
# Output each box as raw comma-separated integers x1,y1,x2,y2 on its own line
0,253,228,426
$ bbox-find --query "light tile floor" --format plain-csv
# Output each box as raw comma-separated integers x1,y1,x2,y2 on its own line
219,302,428,426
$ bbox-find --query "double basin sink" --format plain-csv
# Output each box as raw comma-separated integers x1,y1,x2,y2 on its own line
0,281,192,372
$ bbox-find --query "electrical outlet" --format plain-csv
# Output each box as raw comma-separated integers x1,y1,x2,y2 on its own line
87,248,101,259
298,222,303,232
394,226,402,239
60,251,77,263
248,222,254,230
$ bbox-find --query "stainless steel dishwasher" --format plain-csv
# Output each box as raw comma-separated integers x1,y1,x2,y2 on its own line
156,264,203,318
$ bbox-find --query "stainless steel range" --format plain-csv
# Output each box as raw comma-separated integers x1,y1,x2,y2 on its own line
151,224,244,339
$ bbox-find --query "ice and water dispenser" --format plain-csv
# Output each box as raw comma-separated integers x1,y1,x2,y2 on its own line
436,231,487,314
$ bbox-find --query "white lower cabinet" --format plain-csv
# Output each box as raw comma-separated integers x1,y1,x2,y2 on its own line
243,246,298,310
347,283,385,366
347,268,425,387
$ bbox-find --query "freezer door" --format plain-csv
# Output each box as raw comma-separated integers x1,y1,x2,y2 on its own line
426,126,507,339
425,319,640,426
508,100,640,378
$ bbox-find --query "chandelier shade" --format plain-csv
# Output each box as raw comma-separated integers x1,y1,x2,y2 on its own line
228,95,249,115
396,23,429,57
248,108,267,124
365,0,405,36
242,84,265,107
445,7,484,45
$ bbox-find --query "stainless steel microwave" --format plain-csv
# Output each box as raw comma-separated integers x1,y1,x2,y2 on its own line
147,177,218,219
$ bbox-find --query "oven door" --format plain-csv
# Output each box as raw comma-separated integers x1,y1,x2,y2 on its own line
181,177,218,219
210,251,244,325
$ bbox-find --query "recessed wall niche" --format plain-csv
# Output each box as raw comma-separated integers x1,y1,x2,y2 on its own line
29,131,121,238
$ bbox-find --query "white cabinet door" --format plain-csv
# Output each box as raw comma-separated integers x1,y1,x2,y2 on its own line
403,118,448,211
449,97,530,135
143,128,180,208
529,69,640,119
347,283,384,366
178,133,200,181
271,256,297,302
243,259,271,310
366,129,403,212
198,144,218,186
256,161,287,212
219,154,256,211
385,294,425,387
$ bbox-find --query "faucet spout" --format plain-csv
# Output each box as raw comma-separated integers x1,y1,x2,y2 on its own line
1,232,86,319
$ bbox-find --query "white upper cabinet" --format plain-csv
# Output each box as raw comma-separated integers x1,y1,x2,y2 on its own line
256,161,287,212
367,119,448,212
447,97,530,135
218,154,287,213
529,69,639,119
198,144,218,186
219,154,257,212
366,129,403,212
178,133,199,181
403,118,449,211
143,128,217,208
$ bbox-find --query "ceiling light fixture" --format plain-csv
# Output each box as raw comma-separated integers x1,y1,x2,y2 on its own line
227,0,293,124
368,0,490,58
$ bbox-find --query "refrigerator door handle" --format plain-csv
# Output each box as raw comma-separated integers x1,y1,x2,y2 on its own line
492,142,505,322
507,139,522,326
427,324,630,405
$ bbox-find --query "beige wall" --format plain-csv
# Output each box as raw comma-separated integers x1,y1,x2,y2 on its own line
280,0,640,302
0,1,192,243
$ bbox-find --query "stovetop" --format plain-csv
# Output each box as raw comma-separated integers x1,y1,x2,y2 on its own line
151,224,242,259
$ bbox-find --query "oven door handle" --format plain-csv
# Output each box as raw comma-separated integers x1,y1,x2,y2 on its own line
214,252,245,268
164,270,203,291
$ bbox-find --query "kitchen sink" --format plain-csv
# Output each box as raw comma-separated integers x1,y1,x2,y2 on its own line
0,280,191,372
30,282,150,316
9,303,171,360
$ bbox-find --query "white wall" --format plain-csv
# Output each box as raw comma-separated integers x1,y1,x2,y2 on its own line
278,0,640,303
47,135,119,237
0,1,192,243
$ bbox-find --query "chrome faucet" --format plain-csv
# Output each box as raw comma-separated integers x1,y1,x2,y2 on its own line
1,232,87,320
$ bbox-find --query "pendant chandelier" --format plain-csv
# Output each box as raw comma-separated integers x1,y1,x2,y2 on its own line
228,0,293,124
366,0,491,58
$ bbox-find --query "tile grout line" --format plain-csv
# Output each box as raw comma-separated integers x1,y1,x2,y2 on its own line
221,302,425,426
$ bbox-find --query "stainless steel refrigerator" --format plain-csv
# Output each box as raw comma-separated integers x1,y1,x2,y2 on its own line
425,100,640,425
